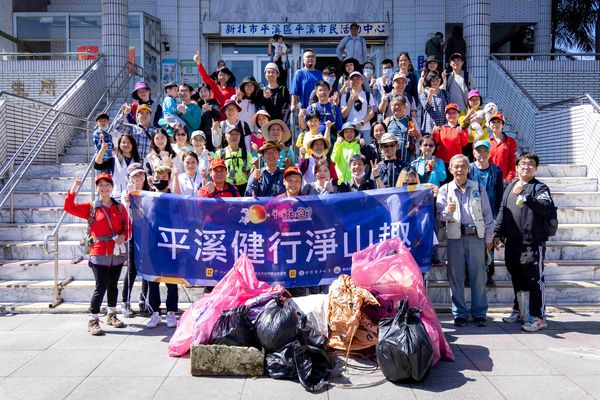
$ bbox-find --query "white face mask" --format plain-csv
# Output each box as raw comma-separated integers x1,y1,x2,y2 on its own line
352,171,366,180
325,76,335,86
364,68,374,77
382,68,393,77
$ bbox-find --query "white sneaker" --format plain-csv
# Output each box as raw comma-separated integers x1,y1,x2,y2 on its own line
166,311,177,328
522,317,548,332
146,312,162,328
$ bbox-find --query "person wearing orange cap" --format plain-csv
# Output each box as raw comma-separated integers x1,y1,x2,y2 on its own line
280,167,303,197
198,158,241,198
488,113,517,185
432,103,469,184
64,173,130,336
114,103,157,158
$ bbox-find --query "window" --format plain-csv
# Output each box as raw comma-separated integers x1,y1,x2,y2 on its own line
16,16,66,53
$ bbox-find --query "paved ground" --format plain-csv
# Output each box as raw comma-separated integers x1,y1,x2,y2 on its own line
0,312,599,400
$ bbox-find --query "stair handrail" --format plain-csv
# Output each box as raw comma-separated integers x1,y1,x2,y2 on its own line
0,61,143,209
538,94,600,112
42,63,143,308
0,55,105,181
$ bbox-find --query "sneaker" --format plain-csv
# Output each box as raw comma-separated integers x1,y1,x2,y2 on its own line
121,302,135,318
106,312,125,328
146,312,162,329
486,276,496,287
502,310,523,323
88,318,104,336
138,301,150,318
454,317,468,327
473,317,487,327
522,317,548,332
166,311,177,328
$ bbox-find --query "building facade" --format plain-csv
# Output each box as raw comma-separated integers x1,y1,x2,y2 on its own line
1,0,551,95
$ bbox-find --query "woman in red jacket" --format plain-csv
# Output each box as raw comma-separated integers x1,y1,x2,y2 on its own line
489,113,517,185
193,52,236,109
432,103,469,183
64,173,130,335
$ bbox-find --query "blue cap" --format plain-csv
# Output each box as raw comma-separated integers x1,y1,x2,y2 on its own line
473,140,491,150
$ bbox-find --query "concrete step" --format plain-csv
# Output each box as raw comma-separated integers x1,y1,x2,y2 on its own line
428,260,600,282
426,280,600,304
559,207,600,224
552,192,598,208
0,279,205,303
16,177,93,192
0,207,82,224
70,138,94,147
25,163,88,178
537,177,598,192
438,241,600,261
0,301,197,314
0,223,87,241
536,164,587,178
549,224,600,241
64,145,95,156
60,154,91,163
11,192,92,207
0,240,84,260
0,259,92,280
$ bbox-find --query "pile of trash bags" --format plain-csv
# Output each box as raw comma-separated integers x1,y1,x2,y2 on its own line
168,239,454,390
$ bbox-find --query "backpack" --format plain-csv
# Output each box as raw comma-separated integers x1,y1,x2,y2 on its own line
81,198,125,254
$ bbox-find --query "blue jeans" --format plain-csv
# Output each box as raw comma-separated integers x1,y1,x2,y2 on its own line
447,235,488,319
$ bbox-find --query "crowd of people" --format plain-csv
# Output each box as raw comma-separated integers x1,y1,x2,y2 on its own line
65,32,554,336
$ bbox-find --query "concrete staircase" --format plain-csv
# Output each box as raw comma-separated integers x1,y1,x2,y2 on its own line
0,130,599,312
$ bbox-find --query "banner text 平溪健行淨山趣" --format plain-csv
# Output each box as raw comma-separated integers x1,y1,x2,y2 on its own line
129,186,433,286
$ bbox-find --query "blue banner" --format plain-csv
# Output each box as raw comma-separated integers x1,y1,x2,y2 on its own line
130,187,434,287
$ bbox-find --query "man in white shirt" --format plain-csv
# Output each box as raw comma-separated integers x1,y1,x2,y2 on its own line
340,71,377,144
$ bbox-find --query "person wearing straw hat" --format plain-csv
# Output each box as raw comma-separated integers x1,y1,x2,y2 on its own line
261,119,294,169
298,133,338,186
377,133,409,188
245,141,285,197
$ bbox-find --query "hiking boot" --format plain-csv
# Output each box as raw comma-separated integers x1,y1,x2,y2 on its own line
502,310,523,323
453,317,468,327
473,317,488,327
88,318,104,336
146,312,162,329
522,317,548,332
121,302,135,318
138,301,150,317
166,311,177,328
106,312,125,328
486,275,496,287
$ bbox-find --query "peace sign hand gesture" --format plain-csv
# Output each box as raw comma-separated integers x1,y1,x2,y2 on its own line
370,160,381,179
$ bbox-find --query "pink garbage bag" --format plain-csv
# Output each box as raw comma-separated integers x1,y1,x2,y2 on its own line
168,255,281,357
351,239,454,365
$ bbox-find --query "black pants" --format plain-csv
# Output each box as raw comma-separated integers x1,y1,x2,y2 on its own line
121,239,148,303
504,241,546,318
148,282,178,313
90,262,124,314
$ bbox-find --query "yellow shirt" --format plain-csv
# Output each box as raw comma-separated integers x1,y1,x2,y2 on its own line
458,109,490,143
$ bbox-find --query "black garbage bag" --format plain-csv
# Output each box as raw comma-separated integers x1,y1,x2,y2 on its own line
376,299,434,382
296,311,327,349
293,342,332,392
209,305,260,348
265,340,332,393
255,298,299,352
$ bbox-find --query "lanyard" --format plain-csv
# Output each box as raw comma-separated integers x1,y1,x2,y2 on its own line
187,173,198,192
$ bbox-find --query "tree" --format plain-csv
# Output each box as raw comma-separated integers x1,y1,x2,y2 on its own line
551,0,599,59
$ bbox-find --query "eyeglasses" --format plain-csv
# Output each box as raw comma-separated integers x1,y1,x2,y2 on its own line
422,143,435,147
402,181,418,186
382,144,396,149
518,162,536,168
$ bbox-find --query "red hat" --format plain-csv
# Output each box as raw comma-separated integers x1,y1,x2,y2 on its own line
283,166,302,179
445,103,459,113
95,173,113,185
221,99,242,113
210,158,227,170
489,113,505,123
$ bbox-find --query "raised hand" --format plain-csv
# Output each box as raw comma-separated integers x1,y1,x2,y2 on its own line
204,181,215,194
177,103,187,114
71,176,82,192
193,52,201,65
120,103,132,115
370,160,381,178
447,196,457,213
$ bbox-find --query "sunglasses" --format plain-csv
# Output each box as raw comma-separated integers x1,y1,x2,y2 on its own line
421,143,435,147
402,181,418,186
382,143,396,149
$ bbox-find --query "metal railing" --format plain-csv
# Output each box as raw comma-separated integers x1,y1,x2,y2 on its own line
0,51,99,60
538,94,600,112
492,52,600,60
42,62,144,308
